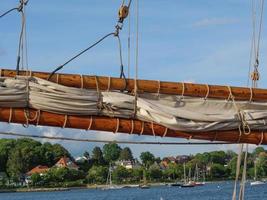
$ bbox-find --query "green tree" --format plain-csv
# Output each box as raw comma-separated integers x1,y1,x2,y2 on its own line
210,163,227,178
149,164,162,181
0,139,15,173
112,166,130,183
103,143,121,163
31,173,42,186
119,147,133,161
92,146,105,165
140,152,155,169
87,166,108,184
6,148,24,182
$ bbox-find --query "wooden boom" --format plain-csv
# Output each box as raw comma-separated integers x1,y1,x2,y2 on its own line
1,68,267,101
0,107,265,145
0,68,266,144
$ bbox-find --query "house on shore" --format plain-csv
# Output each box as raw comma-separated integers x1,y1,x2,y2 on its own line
54,156,79,170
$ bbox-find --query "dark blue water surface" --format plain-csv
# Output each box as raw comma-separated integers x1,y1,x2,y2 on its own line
1,182,267,200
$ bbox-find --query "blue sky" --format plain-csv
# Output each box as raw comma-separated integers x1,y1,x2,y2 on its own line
0,0,266,158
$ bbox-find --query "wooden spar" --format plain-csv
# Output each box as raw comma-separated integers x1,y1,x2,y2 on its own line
1,69,267,101
0,107,266,145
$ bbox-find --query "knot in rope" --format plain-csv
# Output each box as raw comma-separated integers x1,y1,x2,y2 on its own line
17,0,29,12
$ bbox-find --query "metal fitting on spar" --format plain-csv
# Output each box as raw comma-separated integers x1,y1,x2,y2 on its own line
118,5,129,23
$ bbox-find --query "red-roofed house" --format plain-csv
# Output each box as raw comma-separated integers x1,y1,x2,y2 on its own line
26,165,49,176
54,157,79,170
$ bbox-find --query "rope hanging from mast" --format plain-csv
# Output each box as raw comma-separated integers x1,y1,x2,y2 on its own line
0,0,29,75
48,0,133,86
233,1,265,200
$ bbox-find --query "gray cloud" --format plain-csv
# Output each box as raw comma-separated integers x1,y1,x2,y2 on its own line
193,18,239,27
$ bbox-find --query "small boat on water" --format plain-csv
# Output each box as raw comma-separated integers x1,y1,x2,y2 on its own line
139,184,150,189
170,182,182,187
102,164,123,190
250,160,265,186
250,180,265,186
181,163,195,188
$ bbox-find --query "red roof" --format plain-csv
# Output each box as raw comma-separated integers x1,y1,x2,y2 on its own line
27,165,49,176
55,157,79,170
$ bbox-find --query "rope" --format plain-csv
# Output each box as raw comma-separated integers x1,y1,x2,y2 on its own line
133,0,139,119
162,127,168,137
157,80,161,99
127,3,131,79
114,118,120,133
258,131,264,145
232,143,244,200
204,84,210,100
130,119,134,134
8,108,13,123
0,131,234,145
87,116,93,130
48,32,115,80
151,122,156,137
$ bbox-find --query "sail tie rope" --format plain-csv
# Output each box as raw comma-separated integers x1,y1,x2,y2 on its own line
204,84,210,100
87,116,93,131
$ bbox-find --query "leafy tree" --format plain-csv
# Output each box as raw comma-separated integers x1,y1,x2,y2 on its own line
87,166,108,184
103,143,121,163
6,148,24,182
210,163,227,178
112,166,130,183
149,165,162,181
209,151,227,165
0,139,15,173
140,151,155,169
119,147,133,161
31,173,42,186
252,147,265,157
92,146,105,165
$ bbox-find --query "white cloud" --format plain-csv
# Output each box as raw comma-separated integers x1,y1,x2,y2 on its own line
193,18,239,27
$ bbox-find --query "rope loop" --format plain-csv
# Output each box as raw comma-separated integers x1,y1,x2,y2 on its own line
56,74,59,84
95,76,102,113
87,116,93,130
162,127,168,137
8,108,13,124
139,121,144,135
227,86,234,101
157,80,161,99
130,120,134,134
62,115,68,128
151,122,156,137
258,132,264,145
181,82,185,97
80,75,84,89
249,87,253,102
114,118,120,134
107,76,111,91
204,84,210,100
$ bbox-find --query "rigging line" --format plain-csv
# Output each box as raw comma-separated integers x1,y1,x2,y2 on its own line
0,131,235,145
128,4,131,79
48,32,115,81
0,7,18,18
116,35,128,90
256,0,265,60
16,9,26,74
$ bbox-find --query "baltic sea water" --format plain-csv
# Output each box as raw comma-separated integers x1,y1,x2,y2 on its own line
1,181,267,200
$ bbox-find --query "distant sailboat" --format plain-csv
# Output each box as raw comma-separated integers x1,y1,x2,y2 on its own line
251,160,265,186
181,163,195,188
193,164,205,186
102,164,123,190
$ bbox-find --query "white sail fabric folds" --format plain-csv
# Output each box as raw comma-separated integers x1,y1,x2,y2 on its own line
1,76,267,132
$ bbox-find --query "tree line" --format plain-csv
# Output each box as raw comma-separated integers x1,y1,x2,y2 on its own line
0,138,267,188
